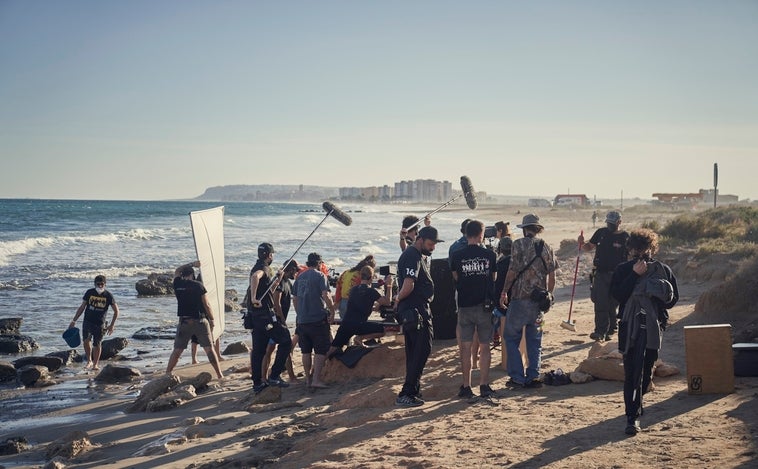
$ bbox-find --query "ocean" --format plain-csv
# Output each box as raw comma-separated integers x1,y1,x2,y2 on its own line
0,198,471,369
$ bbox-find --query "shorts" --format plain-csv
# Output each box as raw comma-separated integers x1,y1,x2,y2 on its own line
173,317,213,349
458,305,494,343
331,322,384,348
82,320,105,347
297,320,331,355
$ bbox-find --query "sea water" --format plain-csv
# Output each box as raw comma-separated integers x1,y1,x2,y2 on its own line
0,198,471,366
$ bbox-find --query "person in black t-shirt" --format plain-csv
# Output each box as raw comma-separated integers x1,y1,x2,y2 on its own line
579,210,630,341
261,259,299,382
395,226,443,408
166,262,223,380
327,265,392,357
69,274,120,371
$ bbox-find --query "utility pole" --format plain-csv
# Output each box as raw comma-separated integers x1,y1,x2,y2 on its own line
713,163,718,208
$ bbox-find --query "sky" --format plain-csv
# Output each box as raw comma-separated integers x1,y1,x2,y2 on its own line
1,1,757,201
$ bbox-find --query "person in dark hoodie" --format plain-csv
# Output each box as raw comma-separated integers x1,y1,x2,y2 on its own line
611,228,678,436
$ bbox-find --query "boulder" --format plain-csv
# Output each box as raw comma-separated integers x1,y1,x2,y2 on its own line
0,360,16,382
126,374,181,413
16,364,49,387
94,364,142,383
135,273,174,296
0,334,39,354
569,371,594,384
222,341,250,355
0,317,23,334
182,372,213,393
13,356,64,372
132,327,176,340
46,349,81,366
654,362,680,377
575,356,625,381
225,289,241,313
0,436,29,456
100,337,129,360
45,430,96,460
587,340,622,359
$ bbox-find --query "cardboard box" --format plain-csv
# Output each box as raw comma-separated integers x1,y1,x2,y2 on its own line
684,324,734,394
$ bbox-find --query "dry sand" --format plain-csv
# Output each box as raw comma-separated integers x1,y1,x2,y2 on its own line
2,205,757,469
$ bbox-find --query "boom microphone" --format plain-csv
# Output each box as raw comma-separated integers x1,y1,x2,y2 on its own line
460,175,477,210
322,201,352,226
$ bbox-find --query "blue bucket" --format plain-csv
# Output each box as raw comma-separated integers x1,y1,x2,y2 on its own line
62,327,81,348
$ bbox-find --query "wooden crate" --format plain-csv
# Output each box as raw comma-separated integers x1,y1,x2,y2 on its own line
684,324,734,394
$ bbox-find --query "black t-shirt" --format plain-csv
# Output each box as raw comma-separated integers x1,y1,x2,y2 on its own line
494,255,511,299
450,244,497,307
82,288,116,325
590,227,630,272
397,246,434,311
173,277,207,319
343,284,381,324
277,278,293,319
249,260,275,316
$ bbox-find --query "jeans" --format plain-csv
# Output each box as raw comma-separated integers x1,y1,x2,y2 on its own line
592,270,619,335
623,327,658,419
250,315,292,386
504,299,542,384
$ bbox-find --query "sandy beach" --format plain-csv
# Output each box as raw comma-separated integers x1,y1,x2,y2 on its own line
1,205,756,469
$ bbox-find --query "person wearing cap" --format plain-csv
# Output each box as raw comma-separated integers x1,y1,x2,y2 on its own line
499,213,557,388
399,215,431,252
450,220,498,399
394,225,444,407
292,252,336,389
579,210,629,341
248,242,293,394
68,274,120,371
448,218,473,261
166,261,223,380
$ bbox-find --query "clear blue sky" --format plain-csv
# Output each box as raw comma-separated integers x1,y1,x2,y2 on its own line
1,1,756,201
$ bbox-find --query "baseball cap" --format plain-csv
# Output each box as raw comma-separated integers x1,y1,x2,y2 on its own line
605,211,622,225
418,226,444,243
258,242,275,258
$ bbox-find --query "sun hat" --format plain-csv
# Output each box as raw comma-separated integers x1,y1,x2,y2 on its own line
62,327,81,348
418,226,445,243
517,213,543,229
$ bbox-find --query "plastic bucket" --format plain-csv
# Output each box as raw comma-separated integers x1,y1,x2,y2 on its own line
62,327,81,348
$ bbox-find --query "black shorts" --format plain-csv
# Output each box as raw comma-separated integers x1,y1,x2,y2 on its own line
82,320,105,346
297,320,331,355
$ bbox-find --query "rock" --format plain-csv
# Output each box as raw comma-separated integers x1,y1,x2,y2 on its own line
245,385,282,407
46,349,81,366
654,362,680,377
43,457,67,469
13,356,64,372
0,317,23,334
0,360,16,382
173,384,198,400
147,395,185,412
45,430,96,460
225,289,241,313
182,372,213,393
94,364,142,383
16,364,49,387
575,356,625,381
222,341,250,355
0,436,29,455
135,273,174,296
100,337,129,360
569,371,594,384
132,327,177,340
0,334,39,354
126,374,181,413
587,340,622,359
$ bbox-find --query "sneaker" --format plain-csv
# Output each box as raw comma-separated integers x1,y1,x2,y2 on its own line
395,394,424,407
363,338,381,347
589,332,604,341
268,375,290,388
479,384,496,398
505,379,525,389
625,418,641,435
253,382,269,395
605,334,613,341
525,379,543,389
458,385,474,399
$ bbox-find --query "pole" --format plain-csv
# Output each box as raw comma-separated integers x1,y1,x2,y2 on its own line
713,163,718,208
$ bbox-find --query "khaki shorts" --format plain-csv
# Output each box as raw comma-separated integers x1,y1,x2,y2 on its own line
457,305,494,343
174,317,213,349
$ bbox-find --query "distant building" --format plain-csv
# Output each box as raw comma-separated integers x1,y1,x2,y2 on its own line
528,198,552,208
651,189,739,205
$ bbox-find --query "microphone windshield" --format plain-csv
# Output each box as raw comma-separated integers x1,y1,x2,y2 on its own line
460,176,477,210
322,201,353,226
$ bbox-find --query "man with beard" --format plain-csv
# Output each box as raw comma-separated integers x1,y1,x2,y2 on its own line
395,226,444,407
579,210,629,341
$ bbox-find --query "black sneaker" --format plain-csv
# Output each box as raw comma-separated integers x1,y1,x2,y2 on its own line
625,418,641,435
479,384,496,398
605,334,613,341
589,332,604,341
525,379,543,389
395,395,424,407
253,382,269,395
458,385,474,399
268,375,290,388
363,338,381,347
505,379,525,389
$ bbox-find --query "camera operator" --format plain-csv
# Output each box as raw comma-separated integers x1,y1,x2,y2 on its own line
326,266,392,359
